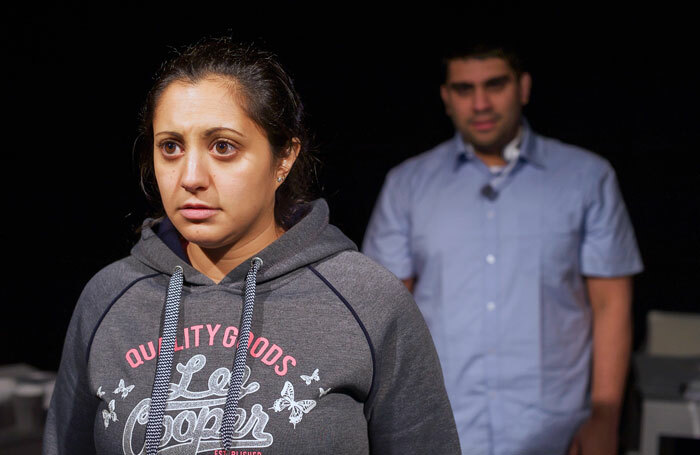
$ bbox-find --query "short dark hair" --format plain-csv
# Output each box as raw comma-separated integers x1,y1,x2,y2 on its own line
441,42,526,82
137,37,315,228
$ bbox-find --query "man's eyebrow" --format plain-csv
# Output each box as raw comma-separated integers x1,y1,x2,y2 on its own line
448,74,512,90
484,75,511,86
203,126,246,138
448,81,475,90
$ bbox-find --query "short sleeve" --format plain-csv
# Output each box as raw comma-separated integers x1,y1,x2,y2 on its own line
580,162,643,277
362,167,415,280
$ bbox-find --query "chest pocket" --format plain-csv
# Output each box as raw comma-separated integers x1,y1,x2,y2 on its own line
539,189,585,289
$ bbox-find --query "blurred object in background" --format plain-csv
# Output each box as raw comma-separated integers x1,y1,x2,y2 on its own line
636,311,700,455
0,364,56,455
647,311,700,357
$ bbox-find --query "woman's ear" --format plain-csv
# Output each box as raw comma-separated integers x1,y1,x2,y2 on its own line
276,138,301,183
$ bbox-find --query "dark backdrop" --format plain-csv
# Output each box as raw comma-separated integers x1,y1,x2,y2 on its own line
4,2,699,373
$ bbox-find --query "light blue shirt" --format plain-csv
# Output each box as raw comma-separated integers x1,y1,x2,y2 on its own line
362,123,643,455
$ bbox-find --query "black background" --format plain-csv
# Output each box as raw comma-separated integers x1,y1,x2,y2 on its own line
4,1,699,379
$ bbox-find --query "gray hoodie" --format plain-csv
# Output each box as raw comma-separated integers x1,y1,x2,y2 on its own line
43,199,460,454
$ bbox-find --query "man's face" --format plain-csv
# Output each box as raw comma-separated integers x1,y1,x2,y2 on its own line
440,57,531,153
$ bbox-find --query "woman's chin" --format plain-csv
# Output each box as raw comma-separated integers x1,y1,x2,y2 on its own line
189,238,237,252
179,227,239,251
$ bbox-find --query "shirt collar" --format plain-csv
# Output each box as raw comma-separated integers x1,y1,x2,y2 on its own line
454,118,546,170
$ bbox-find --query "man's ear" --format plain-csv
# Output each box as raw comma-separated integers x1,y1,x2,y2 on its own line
519,72,532,106
440,84,453,116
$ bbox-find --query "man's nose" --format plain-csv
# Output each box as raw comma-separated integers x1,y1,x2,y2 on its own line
473,87,492,112
181,149,209,192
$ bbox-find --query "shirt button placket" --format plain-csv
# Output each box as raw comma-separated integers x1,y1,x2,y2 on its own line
483,198,500,439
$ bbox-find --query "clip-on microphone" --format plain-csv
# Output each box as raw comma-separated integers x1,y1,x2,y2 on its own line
479,155,518,201
476,131,522,201
481,184,499,201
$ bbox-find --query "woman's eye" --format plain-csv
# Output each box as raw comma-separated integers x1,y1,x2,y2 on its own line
212,141,236,156
160,141,182,156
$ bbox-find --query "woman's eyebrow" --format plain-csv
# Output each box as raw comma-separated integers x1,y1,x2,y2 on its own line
203,126,246,138
154,131,184,140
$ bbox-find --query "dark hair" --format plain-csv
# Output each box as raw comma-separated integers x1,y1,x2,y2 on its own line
441,41,526,82
137,37,315,228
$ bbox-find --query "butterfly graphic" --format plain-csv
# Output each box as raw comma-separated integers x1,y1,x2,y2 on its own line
270,381,316,428
102,399,118,428
319,387,331,398
96,386,106,398
114,379,135,399
300,368,320,385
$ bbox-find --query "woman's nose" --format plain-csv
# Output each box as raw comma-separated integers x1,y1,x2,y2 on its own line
180,150,209,193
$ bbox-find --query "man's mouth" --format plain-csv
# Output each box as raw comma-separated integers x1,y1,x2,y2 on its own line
471,118,498,132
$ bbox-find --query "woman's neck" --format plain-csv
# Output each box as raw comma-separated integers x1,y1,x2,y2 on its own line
186,221,284,283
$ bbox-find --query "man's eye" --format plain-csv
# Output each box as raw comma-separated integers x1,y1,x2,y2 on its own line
486,78,510,91
451,85,473,96
212,141,236,156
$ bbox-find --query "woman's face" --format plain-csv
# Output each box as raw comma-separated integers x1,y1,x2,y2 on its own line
153,77,286,249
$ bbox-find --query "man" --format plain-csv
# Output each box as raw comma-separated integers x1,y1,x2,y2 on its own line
362,44,643,455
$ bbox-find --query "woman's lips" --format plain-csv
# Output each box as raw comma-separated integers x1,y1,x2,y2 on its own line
179,207,220,220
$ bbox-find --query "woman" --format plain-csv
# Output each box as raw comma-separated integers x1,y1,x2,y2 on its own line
43,38,460,454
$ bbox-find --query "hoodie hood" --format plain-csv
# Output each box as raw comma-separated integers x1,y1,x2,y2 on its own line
131,199,357,288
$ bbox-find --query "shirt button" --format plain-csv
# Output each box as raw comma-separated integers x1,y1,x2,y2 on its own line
486,301,496,311
486,254,496,264
487,210,495,219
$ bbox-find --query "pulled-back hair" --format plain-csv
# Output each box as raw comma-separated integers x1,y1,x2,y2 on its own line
137,37,315,228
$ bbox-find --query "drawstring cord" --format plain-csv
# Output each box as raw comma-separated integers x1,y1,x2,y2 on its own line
144,257,263,454
221,256,262,450
145,265,183,455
